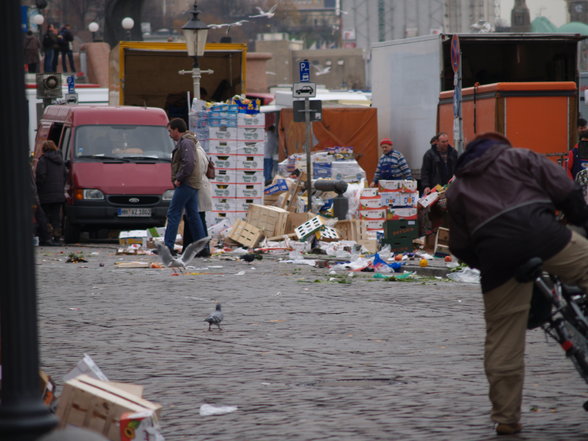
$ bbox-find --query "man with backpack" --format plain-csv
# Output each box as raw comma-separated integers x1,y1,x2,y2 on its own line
58,24,75,72
42,24,58,72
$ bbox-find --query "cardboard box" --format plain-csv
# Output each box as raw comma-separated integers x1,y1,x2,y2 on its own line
208,139,236,155
363,218,385,231
235,169,264,184
209,154,237,170
359,208,387,220
56,374,162,441
237,127,265,141
206,210,246,226
360,188,379,198
235,197,263,212
378,179,418,192
211,183,236,198
211,169,235,184
118,230,148,248
209,126,237,140
380,191,419,208
387,207,418,220
246,204,289,237
358,197,382,210
418,191,440,208
237,113,264,126
236,183,263,199
237,141,264,155
211,198,236,212
237,156,263,170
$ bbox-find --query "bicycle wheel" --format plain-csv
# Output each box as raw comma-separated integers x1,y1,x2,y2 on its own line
561,315,588,384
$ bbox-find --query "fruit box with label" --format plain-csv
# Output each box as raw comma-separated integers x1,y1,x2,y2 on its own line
56,374,162,441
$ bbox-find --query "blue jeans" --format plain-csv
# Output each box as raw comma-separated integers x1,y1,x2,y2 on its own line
43,50,54,72
164,184,205,251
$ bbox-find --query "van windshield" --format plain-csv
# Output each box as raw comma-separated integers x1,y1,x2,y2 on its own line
74,125,175,160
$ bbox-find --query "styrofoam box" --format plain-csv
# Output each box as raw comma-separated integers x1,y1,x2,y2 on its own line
236,157,263,170
209,154,237,170
238,113,264,127
237,127,265,141
208,139,236,155
235,169,264,184
236,183,264,199
358,197,382,209
209,126,238,140
360,188,379,198
359,208,387,220
363,218,385,230
235,197,264,212
211,183,236,198
378,179,418,192
211,168,235,184
237,141,264,155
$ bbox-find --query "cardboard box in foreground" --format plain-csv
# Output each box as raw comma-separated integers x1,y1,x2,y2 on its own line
56,374,162,441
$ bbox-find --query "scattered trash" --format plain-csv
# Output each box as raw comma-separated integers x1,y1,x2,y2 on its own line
66,252,87,263
63,353,108,382
199,403,238,416
446,267,481,283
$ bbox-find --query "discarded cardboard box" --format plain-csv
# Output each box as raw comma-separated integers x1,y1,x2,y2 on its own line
118,230,148,248
56,374,162,441
246,204,289,237
434,226,450,255
228,219,264,248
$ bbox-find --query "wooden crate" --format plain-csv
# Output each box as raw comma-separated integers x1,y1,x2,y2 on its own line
228,219,264,248
434,226,450,255
334,219,368,241
285,212,316,234
246,204,289,237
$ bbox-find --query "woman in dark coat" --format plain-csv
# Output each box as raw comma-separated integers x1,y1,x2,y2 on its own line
36,140,66,243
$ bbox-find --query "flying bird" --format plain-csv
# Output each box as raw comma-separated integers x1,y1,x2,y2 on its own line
205,303,224,331
249,3,279,19
209,19,249,30
313,64,331,76
156,236,210,273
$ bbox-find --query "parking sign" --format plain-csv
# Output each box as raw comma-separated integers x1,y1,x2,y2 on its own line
299,60,310,82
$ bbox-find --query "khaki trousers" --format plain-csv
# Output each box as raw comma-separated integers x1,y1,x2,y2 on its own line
483,230,588,424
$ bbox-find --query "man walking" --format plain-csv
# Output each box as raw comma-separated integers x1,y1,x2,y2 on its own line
164,118,206,254
446,132,588,435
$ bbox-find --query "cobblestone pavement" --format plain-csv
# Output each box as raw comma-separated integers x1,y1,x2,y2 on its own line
35,244,588,441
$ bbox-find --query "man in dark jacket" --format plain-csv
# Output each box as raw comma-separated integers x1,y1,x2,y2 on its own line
420,132,457,194
58,24,76,72
164,118,206,254
446,132,588,435
36,140,66,244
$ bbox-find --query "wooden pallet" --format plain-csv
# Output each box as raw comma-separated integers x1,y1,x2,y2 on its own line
228,219,264,248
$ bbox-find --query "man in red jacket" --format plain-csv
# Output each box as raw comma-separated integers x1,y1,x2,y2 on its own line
446,132,588,435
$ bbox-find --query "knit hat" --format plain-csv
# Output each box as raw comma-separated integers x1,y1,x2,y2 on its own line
380,138,393,146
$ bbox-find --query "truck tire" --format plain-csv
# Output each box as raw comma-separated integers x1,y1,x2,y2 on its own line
63,217,80,243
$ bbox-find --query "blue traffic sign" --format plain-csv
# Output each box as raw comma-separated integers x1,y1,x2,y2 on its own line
67,75,75,94
299,60,310,82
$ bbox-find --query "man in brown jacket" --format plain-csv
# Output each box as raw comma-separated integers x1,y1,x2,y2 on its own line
446,132,588,435
163,118,206,254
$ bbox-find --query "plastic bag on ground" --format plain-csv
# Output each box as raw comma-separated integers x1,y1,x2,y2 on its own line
199,404,238,416
447,267,481,283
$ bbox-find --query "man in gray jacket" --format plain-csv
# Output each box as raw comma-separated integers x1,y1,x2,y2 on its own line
164,118,206,254
446,132,588,435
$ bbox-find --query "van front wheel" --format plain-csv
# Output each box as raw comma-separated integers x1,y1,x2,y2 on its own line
63,217,80,244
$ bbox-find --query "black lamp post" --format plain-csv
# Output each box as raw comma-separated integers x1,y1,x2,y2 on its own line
181,2,209,100
0,0,58,440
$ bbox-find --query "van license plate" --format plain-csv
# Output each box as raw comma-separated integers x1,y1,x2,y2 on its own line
117,208,152,217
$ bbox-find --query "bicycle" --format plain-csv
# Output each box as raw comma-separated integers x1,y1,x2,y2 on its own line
515,257,588,411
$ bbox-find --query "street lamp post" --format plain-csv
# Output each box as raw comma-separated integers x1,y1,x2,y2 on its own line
88,21,99,42
121,17,134,41
32,14,44,34
181,2,209,100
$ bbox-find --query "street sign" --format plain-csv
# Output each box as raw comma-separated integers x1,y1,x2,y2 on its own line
299,60,310,82
293,82,316,98
450,34,461,73
293,99,322,122
66,75,75,94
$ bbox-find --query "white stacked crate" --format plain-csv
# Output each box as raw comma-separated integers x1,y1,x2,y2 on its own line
197,105,265,226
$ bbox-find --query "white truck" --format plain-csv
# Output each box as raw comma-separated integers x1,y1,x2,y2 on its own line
370,33,583,177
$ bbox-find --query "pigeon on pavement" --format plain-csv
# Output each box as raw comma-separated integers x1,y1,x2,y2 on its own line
205,303,224,331
156,236,210,272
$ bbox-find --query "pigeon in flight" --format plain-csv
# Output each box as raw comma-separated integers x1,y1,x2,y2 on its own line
205,303,224,331
249,3,279,19
156,236,210,273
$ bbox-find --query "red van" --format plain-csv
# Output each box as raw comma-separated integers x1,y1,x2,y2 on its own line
34,105,175,243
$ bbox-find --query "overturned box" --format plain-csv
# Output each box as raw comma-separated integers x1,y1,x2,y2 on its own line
56,374,162,441
246,204,289,237
228,219,264,248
